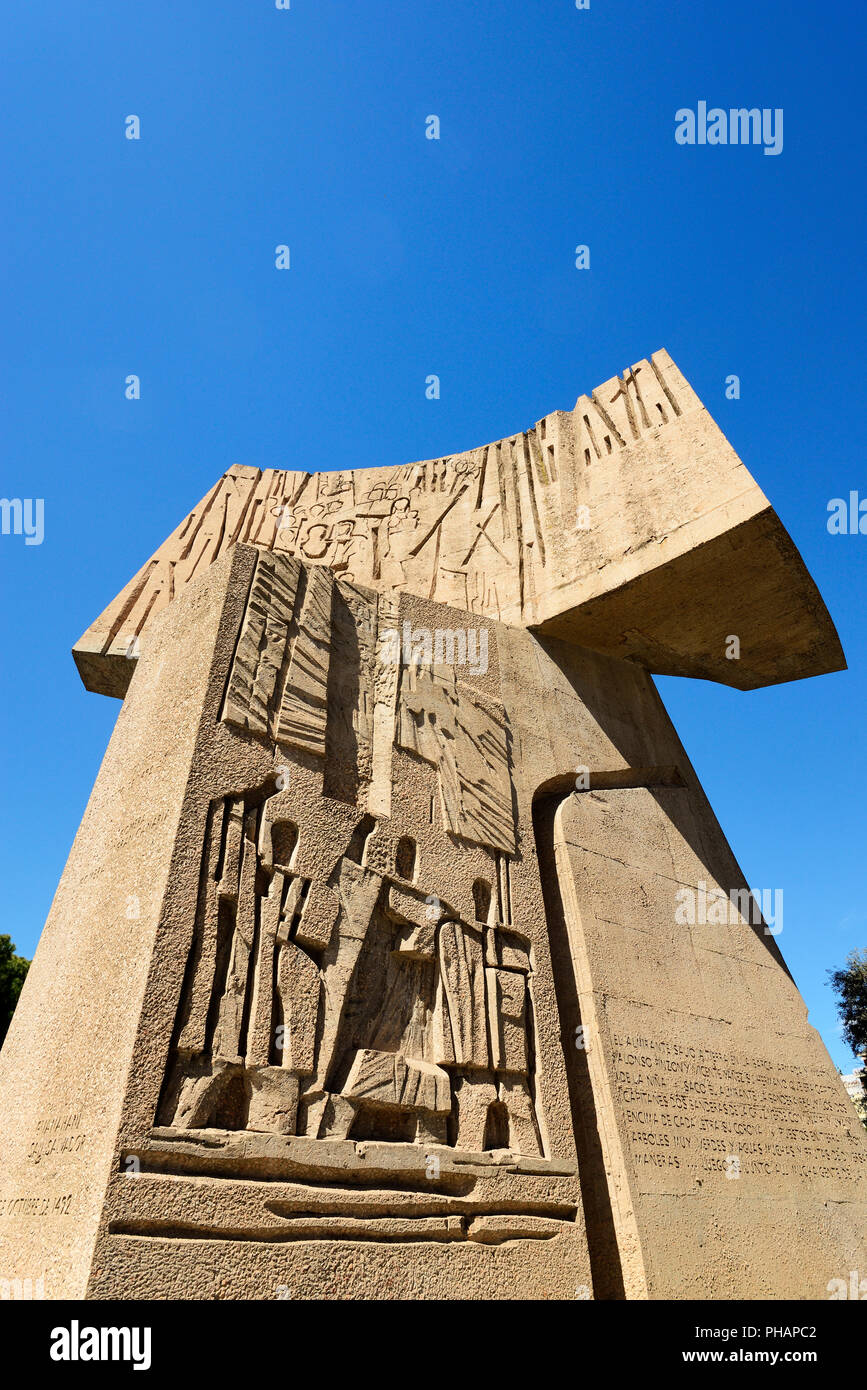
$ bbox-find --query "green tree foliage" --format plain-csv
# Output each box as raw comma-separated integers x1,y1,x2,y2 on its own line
828,947,867,1060
0,935,30,1046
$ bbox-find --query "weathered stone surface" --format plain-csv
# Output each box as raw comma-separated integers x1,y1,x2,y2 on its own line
0,356,863,1301
72,352,844,697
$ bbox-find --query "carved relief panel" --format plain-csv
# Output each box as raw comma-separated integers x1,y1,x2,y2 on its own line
159,782,542,1158
157,550,556,1173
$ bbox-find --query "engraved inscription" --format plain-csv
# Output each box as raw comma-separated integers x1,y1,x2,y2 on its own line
611,1034,866,1184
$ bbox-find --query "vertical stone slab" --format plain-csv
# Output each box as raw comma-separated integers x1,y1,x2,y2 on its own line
0,545,256,1297
550,786,867,1299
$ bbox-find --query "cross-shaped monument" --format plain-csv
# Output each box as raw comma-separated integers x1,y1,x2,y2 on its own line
1,351,863,1300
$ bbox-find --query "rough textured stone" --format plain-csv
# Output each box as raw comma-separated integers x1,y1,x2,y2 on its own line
72,351,844,696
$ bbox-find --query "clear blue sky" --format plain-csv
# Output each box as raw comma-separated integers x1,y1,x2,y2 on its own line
1,2,864,1071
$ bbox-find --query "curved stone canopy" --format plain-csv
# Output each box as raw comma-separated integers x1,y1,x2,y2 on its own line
73,349,845,697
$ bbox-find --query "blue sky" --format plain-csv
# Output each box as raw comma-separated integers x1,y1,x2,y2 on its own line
1,1,864,1071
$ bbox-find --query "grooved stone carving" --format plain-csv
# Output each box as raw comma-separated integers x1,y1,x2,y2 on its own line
222,552,300,737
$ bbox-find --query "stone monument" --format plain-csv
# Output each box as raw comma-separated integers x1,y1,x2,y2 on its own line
1,350,864,1299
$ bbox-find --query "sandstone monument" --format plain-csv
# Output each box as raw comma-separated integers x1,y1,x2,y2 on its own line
1,350,864,1300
